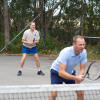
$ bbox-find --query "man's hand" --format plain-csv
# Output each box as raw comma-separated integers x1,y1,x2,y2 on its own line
75,75,84,83
29,42,35,46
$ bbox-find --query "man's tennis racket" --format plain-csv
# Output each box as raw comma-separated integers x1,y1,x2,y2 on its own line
84,61,100,80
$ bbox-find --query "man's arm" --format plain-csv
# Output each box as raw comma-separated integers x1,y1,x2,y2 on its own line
59,63,84,82
33,30,40,44
33,40,39,44
79,64,85,75
75,64,85,84
22,39,34,46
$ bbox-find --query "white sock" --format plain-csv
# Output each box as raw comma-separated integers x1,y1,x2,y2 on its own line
37,67,41,72
19,67,23,72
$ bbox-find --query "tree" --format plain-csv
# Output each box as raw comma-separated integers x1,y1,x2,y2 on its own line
0,0,4,33
3,0,10,44
9,0,32,32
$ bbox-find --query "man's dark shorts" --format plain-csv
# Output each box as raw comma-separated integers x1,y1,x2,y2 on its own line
22,45,37,54
50,69,76,84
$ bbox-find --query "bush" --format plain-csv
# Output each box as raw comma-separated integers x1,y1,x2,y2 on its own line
38,35,66,55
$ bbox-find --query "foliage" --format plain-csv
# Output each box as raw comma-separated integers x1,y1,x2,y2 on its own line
2,31,23,53
1,31,100,61
38,34,66,55
87,44,100,60
9,0,33,32
0,0,100,56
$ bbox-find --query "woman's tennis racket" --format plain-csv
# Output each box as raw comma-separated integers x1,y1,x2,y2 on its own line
84,61,100,80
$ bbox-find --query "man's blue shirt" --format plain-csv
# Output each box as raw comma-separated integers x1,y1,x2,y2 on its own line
51,46,87,74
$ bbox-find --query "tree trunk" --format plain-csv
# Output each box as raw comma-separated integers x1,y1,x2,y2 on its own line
80,0,86,36
3,0,9,44
39,0,46,36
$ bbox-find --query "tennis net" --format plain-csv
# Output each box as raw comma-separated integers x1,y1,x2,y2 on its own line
0,83,100,100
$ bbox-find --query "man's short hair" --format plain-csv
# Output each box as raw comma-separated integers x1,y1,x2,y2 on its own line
73,35,84,43
30,22,35,25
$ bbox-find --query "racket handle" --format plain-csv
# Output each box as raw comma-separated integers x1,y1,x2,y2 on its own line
33,38,35,42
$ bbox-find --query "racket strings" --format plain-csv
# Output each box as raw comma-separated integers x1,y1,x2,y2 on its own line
85,61,100,80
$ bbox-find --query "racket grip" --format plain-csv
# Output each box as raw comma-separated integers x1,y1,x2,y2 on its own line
33,38,35,42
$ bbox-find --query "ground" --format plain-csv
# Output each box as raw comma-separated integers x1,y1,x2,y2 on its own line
0,55,100,86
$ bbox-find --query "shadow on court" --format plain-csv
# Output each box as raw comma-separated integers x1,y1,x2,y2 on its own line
0,56,100,85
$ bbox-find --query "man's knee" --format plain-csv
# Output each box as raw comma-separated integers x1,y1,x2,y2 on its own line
34,54,39,61
50,91,57,97
22,54,27,60
76,90,84,95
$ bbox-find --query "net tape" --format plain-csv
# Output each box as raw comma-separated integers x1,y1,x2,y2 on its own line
0,83,100,93
84,36,100,39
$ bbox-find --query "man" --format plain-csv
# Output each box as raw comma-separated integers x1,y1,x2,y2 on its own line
49,35,87,100
17,22,45,76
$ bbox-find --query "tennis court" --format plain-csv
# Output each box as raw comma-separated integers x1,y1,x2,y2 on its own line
0,55,100,100
0,55,100,85
0,55,53,85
